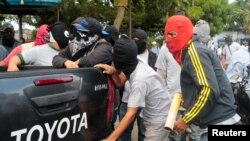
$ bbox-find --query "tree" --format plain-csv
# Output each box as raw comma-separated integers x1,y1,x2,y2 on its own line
113,0,128,30
232,0,250,33
186,0,232,35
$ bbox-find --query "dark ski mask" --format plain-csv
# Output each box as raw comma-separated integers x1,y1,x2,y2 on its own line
2,32,15,48
134,39,146,54
113,35,138,79
132,29,147,54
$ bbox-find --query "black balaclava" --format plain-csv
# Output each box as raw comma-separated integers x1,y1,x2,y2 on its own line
113,35,138,79
1,23,15,48
103,25,119,46
49,21,69,49
132,29,147,54
2,31,15,48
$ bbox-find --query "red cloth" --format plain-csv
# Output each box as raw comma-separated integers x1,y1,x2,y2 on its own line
34,24,49,46
165,15,193,64
106,77,115,124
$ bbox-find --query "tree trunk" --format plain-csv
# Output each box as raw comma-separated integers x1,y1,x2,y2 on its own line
113,0,128,30
113,6,125,30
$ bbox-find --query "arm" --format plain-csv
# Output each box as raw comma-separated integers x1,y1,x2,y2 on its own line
182,46,220,124
104,107,137,141
157,68,167,86
0,45,22,66
95,64,127,88
78,43,112,67
52,47,72,68
221,54,226,69
220,47,227,69
7,55,21,72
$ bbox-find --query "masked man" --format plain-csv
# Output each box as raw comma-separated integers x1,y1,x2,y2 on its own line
52,17,112,68
164,15,240,141
0,22,20,54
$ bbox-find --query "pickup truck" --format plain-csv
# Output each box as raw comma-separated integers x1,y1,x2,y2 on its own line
0,66,115,141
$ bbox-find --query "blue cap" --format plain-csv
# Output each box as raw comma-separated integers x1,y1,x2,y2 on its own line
72,17,109,36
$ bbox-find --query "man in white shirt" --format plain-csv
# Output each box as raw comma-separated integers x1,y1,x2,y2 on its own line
221,36,241,69
7,22,69,71
96,35,171,141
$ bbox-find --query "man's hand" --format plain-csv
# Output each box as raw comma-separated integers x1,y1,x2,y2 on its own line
7,56,21,72
64,60,79,68
173,118,189,133
95,64,116,75
7,62,19,72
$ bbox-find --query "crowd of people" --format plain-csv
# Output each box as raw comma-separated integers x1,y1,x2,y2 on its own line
0,14,248,141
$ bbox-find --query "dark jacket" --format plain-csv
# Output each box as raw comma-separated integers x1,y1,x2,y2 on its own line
181,39,237,128
0,40,20,53
52,39,112,68
148,50,157,70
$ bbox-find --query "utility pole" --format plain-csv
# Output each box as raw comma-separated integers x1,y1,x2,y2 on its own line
57,4,60,21
128,0,132,37
18,14,23,40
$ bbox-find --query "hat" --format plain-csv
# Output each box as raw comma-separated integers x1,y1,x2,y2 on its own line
113,35,138,78
152,41,157,45
71,17,84,25
49,22,69,49
72,17,108,36
193,20,210,43
1,22,14,32
103,25,119,42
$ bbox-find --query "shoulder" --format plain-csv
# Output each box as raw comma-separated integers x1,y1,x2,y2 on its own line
189,42,215,59
95,40,112,52
96,39,111,47
0,45,8,55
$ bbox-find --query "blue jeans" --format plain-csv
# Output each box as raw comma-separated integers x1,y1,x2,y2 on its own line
200,132,208,141
168,124,201,141
118,102,145,141
111,107,119,130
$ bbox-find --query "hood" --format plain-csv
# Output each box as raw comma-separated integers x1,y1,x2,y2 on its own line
34,24,49,46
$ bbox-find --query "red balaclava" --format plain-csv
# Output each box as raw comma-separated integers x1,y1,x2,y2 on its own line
165,15,193,64
34,24,49,46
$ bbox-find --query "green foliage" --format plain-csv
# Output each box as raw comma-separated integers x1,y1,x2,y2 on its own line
185,0,232,35
231,0,250,33
3,0,246,37
187,6,204,21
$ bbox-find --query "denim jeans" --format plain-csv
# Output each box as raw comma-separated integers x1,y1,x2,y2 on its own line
168,124,201,141
118,102,145,141
200,132,208,141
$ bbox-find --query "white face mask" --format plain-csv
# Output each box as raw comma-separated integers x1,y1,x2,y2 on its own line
71,33,99,57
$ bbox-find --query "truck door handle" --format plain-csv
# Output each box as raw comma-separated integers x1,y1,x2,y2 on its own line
31,90,78,107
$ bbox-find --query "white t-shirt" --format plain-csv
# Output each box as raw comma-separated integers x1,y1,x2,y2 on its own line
121,50,150,103
155,45,181,96
19,43,59,66
128,59,171,123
